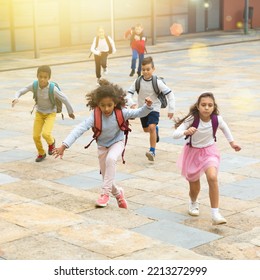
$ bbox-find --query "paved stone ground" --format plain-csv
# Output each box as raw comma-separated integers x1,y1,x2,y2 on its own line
0,30,259,260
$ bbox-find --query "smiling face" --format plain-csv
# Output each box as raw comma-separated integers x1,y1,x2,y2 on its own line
98,97,116,117
197,96,215,121
141,63,155,80
37,71,50,89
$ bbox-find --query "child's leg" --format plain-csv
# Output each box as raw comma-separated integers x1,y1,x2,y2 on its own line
205,166,226,224
100,52,108,70
41,112,56,146
143,123,157,150
33,112,45,155
189,180,201,202
188,179,201,216
94,55,102,78
131,49,138,71
137,53,144,75
98,141,124,195
141,112,159,160
205,166,219,208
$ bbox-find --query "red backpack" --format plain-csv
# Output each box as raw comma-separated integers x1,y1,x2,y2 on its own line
185,114,218,146
84,107,131,164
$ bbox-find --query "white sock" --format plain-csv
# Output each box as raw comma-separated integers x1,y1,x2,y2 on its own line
211,208,219,217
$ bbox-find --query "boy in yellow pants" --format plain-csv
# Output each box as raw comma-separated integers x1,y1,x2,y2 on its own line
12,65,75,162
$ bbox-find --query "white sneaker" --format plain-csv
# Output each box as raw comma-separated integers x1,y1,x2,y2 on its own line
96,78,100,86
103,68,108,75
145,151,155,161
212,213,227,225
188,201,199,216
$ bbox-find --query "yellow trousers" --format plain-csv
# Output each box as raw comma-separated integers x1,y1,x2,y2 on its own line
33,111,56,155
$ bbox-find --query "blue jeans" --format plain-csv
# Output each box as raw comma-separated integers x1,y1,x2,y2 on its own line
131,49,144,74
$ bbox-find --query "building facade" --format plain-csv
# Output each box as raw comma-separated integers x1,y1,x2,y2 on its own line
0,0,259,53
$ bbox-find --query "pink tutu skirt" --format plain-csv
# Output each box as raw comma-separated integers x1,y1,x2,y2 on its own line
177,143,220,182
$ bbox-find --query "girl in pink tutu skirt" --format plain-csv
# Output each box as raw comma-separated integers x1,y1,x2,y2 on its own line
173,92,241,225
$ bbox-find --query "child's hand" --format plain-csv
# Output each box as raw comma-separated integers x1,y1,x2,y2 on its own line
52,145,66,159
69,113,75,119
230,141,241,152
184,127,197,136
145,97,153,107
168,113,174,119
12,99,19,107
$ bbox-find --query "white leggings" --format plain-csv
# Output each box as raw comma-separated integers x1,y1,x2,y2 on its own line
98,141,124,196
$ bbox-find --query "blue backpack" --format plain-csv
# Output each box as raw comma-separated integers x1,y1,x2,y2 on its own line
32,81,63,118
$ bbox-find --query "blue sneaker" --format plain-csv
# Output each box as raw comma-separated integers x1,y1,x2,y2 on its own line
156,125,159,143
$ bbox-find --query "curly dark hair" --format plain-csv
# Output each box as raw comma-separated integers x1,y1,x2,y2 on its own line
86,79,126,109
174,92,219,128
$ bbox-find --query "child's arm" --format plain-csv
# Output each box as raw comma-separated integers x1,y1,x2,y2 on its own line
90,37,101,55
52,144,67,159
123,97,153,119
218,116,241,152
11,99,19,107
229,141,241,152
54,87,75,119
53,114,94,159
108,36,116,54
173,119,193,139
12,84,33,107
126,82,137,108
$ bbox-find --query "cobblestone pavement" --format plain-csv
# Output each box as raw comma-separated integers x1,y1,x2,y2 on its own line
0,30,259,260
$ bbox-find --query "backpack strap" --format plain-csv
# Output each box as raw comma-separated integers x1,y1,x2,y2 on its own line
135,76,142,94
151,75,160,95
185,114,218,146
84,107,132,164
104,35,112,54
185,114,200,146
211,114,218,142
32,80,38,101
114,108,131,164
95,36,99,49
48,82,55,106
84,107,102,149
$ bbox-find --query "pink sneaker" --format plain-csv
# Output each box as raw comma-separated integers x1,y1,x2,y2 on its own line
115,189,128,209
96,194,109,207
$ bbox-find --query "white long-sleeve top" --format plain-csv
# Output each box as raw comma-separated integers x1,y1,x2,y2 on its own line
90,36,116,55
127,76,175,113
14,82,74,114
63,104,153,148
173,115,234,148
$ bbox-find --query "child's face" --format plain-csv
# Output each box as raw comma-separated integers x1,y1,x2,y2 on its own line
98,28,105,39
98,97,116,117
141,63,155,80
135,26,143,35
197,97,215,121
37,71,50,88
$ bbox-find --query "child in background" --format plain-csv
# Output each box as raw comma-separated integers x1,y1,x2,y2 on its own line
125,23,146,77
173,92,241,225
90,27,116,85
12,65,75,162
127,56,175,161
53,79,153,208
